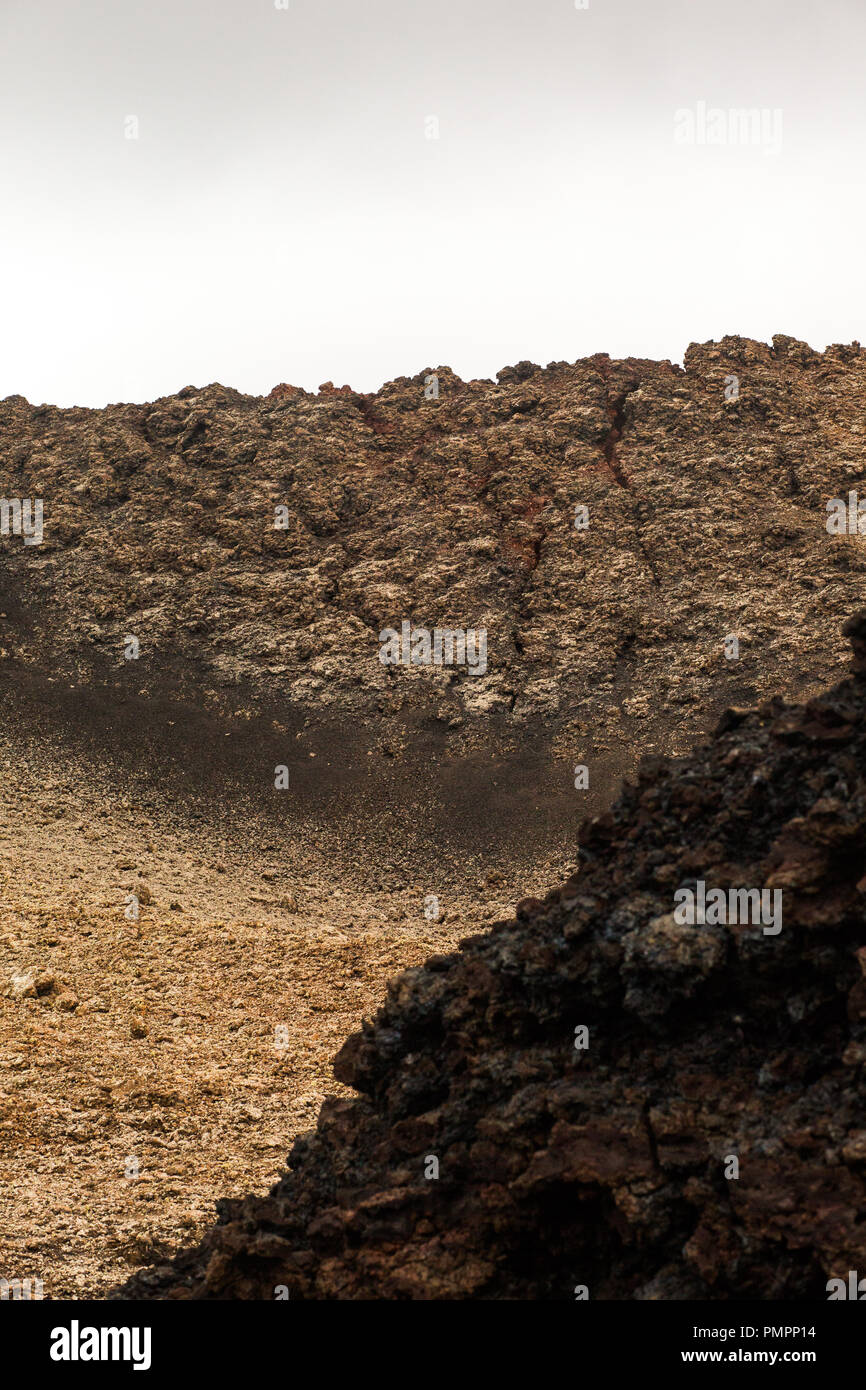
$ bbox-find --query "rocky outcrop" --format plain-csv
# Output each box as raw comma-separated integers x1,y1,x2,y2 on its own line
115,616,866,1300
2,335,865,768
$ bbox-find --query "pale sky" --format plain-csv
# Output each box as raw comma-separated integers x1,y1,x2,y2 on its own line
0,0,863,406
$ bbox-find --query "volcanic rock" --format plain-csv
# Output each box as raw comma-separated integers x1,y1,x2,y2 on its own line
5,337,866,1297
115,617,866,1300
2,336,866,769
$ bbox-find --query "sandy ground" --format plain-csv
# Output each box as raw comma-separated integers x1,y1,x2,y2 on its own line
0,729,559,1298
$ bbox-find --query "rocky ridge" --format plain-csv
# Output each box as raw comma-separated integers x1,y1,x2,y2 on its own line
2,334,865,767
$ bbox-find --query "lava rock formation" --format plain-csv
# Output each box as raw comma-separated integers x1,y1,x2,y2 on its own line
2,335,866,766
115,616,866,1300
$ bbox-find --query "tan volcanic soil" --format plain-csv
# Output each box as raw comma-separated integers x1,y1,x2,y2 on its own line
0,725,562,1298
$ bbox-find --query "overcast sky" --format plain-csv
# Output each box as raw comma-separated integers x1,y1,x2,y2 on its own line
1,0,863,406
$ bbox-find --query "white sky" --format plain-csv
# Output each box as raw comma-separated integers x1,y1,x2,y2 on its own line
1,0,863,406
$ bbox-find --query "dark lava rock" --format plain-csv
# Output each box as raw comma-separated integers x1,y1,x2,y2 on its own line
114,618,866,1300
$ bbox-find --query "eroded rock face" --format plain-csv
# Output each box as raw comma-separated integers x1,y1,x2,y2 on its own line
2,335,866,768
115,619,866,1301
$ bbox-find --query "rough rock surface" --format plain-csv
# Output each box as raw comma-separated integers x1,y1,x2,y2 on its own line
116,616,866,1300
2,334,866,768
4,336,866,1298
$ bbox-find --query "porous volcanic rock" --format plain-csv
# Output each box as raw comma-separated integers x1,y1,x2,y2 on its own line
115,617,866,1300
2,335,866,771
